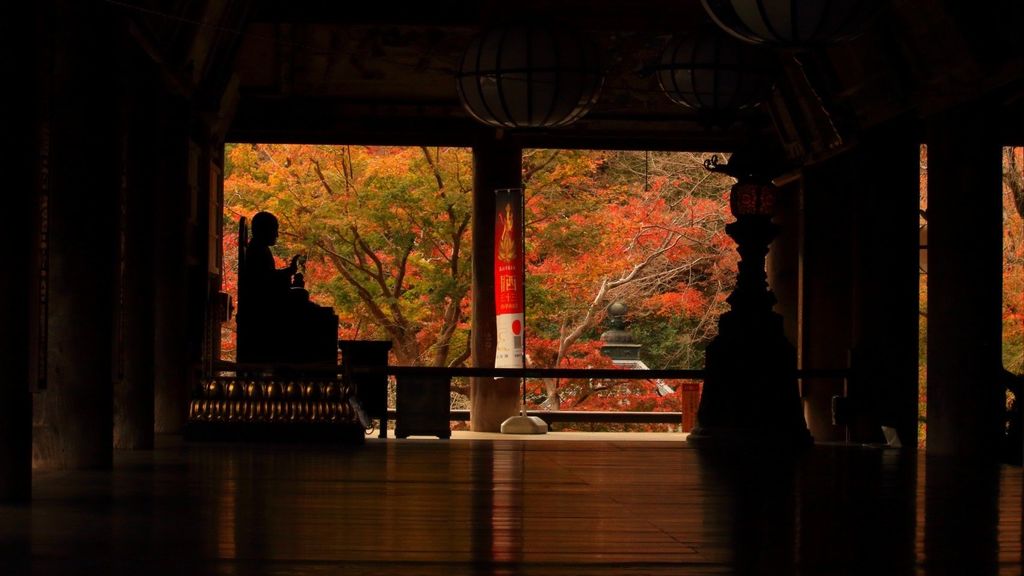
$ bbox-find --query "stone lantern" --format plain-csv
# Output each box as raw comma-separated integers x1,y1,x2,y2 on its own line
600,302,642,362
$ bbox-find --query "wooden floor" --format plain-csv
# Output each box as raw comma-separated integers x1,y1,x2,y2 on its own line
1,435,1021,575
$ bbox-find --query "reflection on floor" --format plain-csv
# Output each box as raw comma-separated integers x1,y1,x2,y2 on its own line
0,435,1021,575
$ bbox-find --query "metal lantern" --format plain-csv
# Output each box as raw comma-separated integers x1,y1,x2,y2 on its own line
456,25,604,129
729,182,778,217
703,152,782,217
655,26,776,127
701,0,880,47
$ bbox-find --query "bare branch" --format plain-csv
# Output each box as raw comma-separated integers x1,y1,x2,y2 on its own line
393,239,415,299
319,241,396,336
419,145,445,190
522,150,562,184
1004,147,1024,219
310,158,335,196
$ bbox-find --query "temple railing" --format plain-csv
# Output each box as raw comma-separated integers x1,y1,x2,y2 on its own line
350,365,850,437
350,364,849,380
417,409,686,425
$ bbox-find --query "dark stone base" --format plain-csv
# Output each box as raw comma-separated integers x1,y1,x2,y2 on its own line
395,374,451,439
692,309,812,449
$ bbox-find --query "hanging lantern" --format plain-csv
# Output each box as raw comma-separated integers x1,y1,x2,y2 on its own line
729,182,778,217
701,0,881,47
703,153,782,217
456,25,604,129
654,26,776,127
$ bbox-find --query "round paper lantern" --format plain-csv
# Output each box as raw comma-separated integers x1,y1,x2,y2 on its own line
701,0,880,47
456,25,604,129
655,26,776,127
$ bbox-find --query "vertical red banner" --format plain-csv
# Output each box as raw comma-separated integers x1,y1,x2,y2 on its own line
494,189,524,369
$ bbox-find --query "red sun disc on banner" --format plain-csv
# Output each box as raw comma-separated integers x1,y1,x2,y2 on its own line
512,319,522,335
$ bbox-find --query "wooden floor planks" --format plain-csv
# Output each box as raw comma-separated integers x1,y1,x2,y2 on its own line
0,435,1020,575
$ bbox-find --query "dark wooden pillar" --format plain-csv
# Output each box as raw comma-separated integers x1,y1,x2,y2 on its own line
799,156,855,442
185,143,214,409
0,131,34,493
0,0,40,500
470,141,522,432
849,123,921,446
767,179,800,346
153,104,192,435
113,78,160,449
926,108,1004,459
33,0,119,469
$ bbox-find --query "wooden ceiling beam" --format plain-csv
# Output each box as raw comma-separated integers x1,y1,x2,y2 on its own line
246,0,707,33
228,95,752,151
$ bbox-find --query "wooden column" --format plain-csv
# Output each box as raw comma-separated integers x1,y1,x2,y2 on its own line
849,123,921,446
33,0,119,469
470,141,522,432
113,77,159,449
926,108,1004,459
767,179,800,346
0,126,34,494
185,143,215,411
799,156,855,442
0,0,40,500
153,103,192,435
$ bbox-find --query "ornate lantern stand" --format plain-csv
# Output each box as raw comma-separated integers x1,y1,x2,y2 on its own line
687,152,812,448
